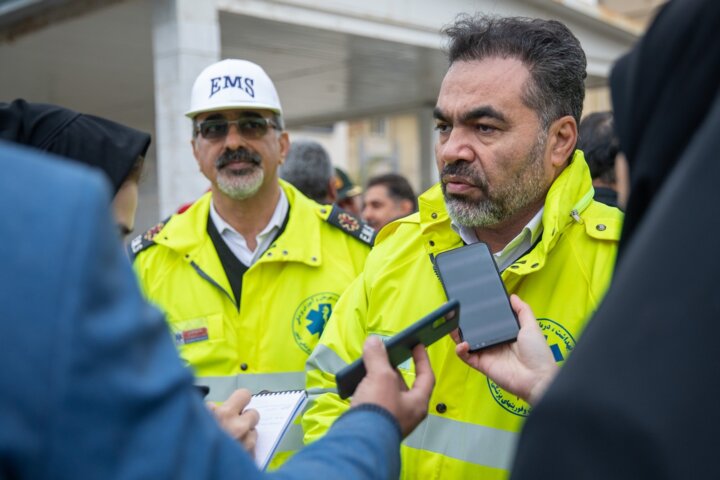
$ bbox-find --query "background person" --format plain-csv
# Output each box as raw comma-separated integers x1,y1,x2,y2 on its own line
577,111,629,209
304,14,622,479
279,139,336,204
362,172,417,231
130,59,373,464
333,166,363,215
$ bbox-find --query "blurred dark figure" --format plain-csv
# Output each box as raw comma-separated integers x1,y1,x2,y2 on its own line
279,139,336,204
577,111,629,209
512,0,720,478
362,173,417,231
0,99,150,237
333,167,363,215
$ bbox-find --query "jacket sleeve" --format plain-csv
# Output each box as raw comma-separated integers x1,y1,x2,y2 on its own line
303,273,371,444
274,406,401,480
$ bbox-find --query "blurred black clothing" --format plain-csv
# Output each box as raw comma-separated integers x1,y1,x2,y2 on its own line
0,99,150,194
512,0,720,478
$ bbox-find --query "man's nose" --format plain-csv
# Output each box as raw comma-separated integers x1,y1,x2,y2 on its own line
224,123,247,150
437,127,475,165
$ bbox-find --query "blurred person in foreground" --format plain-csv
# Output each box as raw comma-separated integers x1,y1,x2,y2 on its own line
577,111,629,209
0,139,434,479
129,59,373,464
279,139,336,203
0,99,150,238
456,1,720,478
362,172,417,231
304,14,622,478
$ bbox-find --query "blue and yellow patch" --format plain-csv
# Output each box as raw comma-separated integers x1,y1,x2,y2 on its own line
488,318,576,417
292,292,339,354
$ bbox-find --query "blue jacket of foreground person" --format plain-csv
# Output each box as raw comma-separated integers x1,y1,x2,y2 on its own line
0,140,400,480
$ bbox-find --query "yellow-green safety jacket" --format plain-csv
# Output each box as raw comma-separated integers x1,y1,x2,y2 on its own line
303,152,623,479
131,180,371,460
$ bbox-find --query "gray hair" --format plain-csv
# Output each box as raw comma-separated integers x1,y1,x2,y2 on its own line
279,139,334,203
442,14,587,128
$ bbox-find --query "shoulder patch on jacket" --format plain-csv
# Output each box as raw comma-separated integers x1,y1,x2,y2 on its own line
326,204,376,246
127,218,168,261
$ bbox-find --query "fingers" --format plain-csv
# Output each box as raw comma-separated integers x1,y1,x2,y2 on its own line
449,328,462,345
241,429,258,455
221,388,253,413
408,344,435,399
510,294,538,329
455,341,471,361
362,336,393,374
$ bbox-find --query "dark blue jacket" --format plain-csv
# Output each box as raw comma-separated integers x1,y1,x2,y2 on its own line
0,140,400,479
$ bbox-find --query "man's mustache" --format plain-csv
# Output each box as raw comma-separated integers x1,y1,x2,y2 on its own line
216,148,262,169
441,163,487,191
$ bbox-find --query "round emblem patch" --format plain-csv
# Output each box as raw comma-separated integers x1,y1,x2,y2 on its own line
488,318,576,417
292,292,340,354
337,212,360,232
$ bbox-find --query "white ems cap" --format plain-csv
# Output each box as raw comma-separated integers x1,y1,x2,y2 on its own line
186,59,283,118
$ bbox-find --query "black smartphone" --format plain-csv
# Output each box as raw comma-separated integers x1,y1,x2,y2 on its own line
335,299,460,399
434,242,519,352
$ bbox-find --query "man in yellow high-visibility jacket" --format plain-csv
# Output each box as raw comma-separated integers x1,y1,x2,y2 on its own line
129,59,373,463
303,15,623,479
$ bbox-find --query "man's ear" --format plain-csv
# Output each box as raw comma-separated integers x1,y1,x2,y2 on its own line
278,132,290,165
190,138,201,166
547,116,578,169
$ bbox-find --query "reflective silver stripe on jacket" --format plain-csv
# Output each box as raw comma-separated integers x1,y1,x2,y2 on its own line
306,344,349,374
404,414,519,470
195,372,306,403
305,344,348,403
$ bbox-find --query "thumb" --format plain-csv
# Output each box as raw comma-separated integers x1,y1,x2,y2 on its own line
362,336,392,374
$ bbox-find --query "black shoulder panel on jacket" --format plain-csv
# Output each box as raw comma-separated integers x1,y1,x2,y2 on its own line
126,218,169,262
325,204,376,247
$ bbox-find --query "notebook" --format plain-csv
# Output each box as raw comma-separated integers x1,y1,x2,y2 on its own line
247,389,307,470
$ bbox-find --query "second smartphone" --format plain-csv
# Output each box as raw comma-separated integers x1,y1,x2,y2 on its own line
434,242,519,351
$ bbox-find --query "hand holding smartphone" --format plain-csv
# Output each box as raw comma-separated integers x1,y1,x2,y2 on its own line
335,300,460,399
434,242,519,352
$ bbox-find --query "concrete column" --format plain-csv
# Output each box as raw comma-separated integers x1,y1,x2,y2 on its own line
152,0,220,216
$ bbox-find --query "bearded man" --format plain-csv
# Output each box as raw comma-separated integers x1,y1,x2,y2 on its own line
130,59,373,465
303,15,622,479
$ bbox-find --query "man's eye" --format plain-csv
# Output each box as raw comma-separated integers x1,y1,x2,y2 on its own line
241,120,264,131
475,124,497,133
434,123,451,134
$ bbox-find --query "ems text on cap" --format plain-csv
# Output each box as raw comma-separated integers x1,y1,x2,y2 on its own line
186,59,283,118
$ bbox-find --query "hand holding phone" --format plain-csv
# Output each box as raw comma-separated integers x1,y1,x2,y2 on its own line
335,300,460,399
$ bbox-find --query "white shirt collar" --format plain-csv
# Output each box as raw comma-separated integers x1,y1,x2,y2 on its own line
450,207,544,271
209,188,289,266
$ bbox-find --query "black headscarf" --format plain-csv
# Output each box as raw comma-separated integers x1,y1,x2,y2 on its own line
0,99,151,194
512,0,720,478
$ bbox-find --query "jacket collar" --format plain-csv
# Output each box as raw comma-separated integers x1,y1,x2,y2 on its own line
155,180,324,267
415,150,594,270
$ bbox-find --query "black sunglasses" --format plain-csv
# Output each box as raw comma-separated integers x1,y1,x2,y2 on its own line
196,117,278,140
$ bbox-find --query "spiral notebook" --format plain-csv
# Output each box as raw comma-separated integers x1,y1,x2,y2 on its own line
247,389,307,470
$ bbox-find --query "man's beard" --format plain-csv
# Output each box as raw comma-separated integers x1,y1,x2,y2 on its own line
215,148,264,200
442,131,548,228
